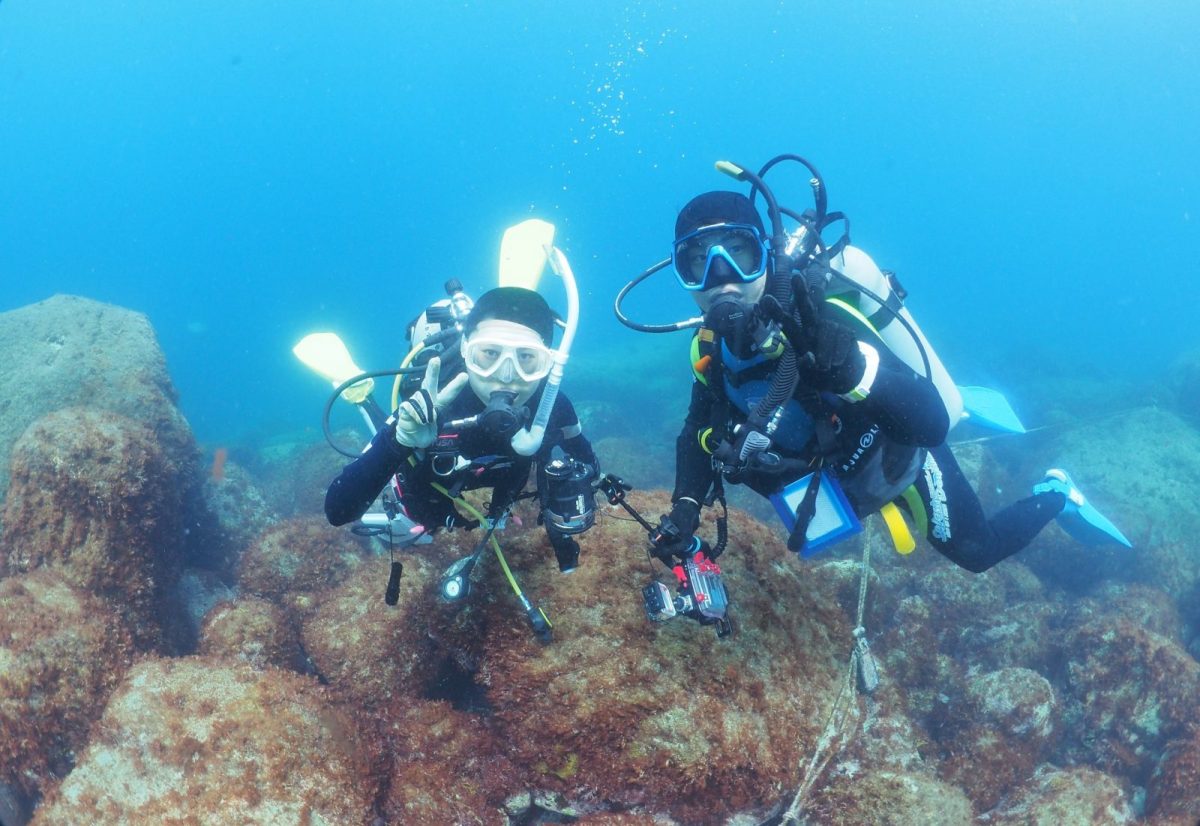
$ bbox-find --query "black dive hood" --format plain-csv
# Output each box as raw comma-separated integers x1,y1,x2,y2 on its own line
614,153,851,334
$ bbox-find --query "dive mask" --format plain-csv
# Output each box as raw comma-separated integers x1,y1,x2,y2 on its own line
462,327,554,383
672,223,768,291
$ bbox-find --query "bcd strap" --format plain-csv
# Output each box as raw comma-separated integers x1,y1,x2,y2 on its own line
785,466,824,553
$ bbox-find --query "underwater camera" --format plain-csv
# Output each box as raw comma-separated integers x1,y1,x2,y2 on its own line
540,451,597,535
642,539,733,638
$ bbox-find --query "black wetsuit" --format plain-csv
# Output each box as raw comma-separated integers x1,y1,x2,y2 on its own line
326,385,596,563
674,300,1063,573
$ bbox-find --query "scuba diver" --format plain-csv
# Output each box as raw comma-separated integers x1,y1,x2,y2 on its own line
297,220,602,640
324,285,599,577
616,154,1131,581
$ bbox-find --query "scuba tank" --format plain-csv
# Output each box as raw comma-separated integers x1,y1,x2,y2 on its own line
824,245,964,428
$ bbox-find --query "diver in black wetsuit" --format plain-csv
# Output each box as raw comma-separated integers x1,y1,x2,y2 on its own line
325,287,597,573
647,186,1131,571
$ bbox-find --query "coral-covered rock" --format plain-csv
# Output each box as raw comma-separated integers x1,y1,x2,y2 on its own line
803,768,974,825
465,491,852,824
821,683,933,785
30,658,378,824
935,667,1060,810
950,600,1063,674
173,566,236,644
236,516,367,617
978,765,1135,824
301,557,443,711
878,595,967,719
1063,617,1200,782
377,699,519,825
1147,725,1200,819
1069,581,1186,644
198,595,302,671
0,409,189,651
916,564,1007,629
809,552,898,633
0,295,196,504
0,570,133,800
192,457,279,576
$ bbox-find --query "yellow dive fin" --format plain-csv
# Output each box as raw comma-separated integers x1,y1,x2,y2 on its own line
499,218,556,289
292,332,375,404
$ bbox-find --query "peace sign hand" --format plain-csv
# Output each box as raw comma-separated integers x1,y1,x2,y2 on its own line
393,357,468,448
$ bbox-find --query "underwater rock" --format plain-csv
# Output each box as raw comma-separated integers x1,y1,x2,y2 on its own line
0,295,197,505
198,595,303,671
934,667,1061,810
236,515,368,617
949,599,1063,674
801,768,974,825
377,698,519,825
0,408,190,651
193,458,279,576
1146,724,1200,820
1062,616,1200,783
808,550,898,633
0,570,133,802
820,682,932,784
915,564,1007,630
29,657,378,824
461,491,853,824
977,764,1136,825
301,558,443,711
1068,581,1187,644
173,565,236,645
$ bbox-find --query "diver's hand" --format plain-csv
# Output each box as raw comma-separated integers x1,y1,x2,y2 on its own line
649,499,700,565
793,285,867,395
394,358,468,448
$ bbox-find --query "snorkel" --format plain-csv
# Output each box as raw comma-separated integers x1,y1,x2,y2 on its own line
510,243,579,456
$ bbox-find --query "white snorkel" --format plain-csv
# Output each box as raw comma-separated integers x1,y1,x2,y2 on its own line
502,222,580,457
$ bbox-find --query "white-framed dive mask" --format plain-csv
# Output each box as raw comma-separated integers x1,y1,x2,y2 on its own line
461,319,554,404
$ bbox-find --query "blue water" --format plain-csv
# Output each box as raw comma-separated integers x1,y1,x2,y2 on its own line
2,1,1197,444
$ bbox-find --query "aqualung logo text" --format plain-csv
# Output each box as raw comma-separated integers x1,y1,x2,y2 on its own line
840,424,879,474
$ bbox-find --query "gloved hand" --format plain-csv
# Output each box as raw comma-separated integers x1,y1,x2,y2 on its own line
649,498,700,564
792,282,867,395
394,357,468,448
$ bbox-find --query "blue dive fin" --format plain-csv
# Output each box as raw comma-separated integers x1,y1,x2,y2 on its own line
958,385,1027,434
1032,469,1133,548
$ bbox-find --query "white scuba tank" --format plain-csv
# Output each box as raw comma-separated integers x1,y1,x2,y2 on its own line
825,245,965,428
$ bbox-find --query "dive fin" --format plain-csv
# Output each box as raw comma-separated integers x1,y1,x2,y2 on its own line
957,385,1026,434
499,219,556,289
293,332,375,404
1033,469,1133,548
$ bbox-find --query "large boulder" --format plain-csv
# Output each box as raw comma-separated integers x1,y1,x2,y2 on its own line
0,295,196,505
30,658,379,824
0,570,133,801
0,409,191,651
461,492,852,824
1062,617,1200,783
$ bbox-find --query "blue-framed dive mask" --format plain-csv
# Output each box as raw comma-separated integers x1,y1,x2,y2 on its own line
672,223,769,291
